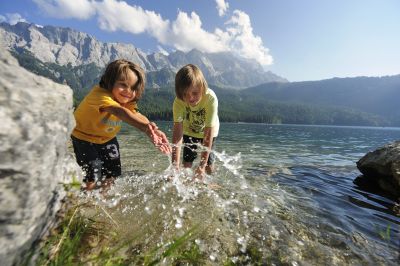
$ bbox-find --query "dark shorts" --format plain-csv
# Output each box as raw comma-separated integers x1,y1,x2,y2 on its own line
183,135,217,166
71,136,121,182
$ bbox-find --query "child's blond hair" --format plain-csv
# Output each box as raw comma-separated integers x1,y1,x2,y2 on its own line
175,64,208,100
100,59,145,101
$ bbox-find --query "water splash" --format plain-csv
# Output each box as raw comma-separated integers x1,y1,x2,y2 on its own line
76,136,400,264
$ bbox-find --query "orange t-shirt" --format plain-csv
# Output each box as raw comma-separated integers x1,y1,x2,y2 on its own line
72,85,137,144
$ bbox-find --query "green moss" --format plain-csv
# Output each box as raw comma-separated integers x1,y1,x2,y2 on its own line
60,175,81,191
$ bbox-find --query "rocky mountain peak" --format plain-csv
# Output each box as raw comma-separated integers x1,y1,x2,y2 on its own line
0,22,287,89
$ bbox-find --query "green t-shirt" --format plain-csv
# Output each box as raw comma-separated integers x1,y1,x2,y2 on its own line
173,88,219,138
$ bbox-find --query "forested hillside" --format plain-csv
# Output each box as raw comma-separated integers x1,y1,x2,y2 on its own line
139,87,388,126
245,76,400,122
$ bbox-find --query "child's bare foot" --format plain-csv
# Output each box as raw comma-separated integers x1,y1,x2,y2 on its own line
192,177,206,186
100,177,115,192
207,183,221,190
82,181,96,191
166,174,176,182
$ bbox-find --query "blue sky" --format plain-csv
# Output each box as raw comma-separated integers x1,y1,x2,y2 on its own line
0,0,399,82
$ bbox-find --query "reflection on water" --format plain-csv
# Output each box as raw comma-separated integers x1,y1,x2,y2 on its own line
80,123,400,264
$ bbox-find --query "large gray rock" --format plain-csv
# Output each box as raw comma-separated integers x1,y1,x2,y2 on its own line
356,141,400,198
0,49,80,265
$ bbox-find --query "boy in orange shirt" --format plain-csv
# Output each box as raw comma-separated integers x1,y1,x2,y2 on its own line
71,59,171,190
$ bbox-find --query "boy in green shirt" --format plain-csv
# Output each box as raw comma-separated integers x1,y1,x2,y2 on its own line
171,64,220,180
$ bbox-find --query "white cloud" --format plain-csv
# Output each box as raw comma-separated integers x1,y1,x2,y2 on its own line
225,10,273,65
31,0,273,65
168,11,226,53
1,13,28,25
93,0,169,43
33,0,95,20
216,0,229,16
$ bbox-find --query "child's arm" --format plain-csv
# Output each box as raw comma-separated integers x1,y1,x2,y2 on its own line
195,126,214,179
100,105,171,154
171,122,184,169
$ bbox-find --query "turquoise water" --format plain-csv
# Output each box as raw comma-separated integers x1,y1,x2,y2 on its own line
83,123,400,264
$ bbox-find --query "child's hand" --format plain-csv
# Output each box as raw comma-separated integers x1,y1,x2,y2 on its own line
154,129,172,154
146,123,171,154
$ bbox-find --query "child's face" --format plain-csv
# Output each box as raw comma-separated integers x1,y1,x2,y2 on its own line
183,85,202,107
112,69,138,104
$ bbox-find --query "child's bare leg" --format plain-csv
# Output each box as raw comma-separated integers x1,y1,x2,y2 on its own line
183,162,193,168
205,164,214,175
205,164,221,189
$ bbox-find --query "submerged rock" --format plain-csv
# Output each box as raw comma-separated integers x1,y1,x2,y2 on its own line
355,141,400,198
0,49,80,266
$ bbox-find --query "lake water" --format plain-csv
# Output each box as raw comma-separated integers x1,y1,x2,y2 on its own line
82,122,400,264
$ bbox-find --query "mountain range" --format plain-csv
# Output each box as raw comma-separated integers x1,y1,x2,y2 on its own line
0,22,286,89
1,22,399,126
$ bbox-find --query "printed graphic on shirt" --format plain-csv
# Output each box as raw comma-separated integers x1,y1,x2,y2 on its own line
100,113,122,133
186,106,206,134
100,116,122,127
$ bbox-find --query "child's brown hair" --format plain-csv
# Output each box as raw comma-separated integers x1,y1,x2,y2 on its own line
175,64,208,100
100,59,145,101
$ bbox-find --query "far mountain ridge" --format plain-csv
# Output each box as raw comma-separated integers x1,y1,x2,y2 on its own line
0,21,287,89
244,74,400,119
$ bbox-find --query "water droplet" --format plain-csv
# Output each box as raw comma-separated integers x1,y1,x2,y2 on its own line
145,206,151,214
175,218,182,228
178,207,185,216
